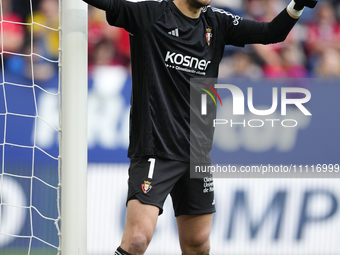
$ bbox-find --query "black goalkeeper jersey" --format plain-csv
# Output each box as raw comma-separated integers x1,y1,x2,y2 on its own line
99,0,297,162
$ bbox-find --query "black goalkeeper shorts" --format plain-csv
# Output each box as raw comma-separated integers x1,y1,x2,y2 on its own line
127,156,216,216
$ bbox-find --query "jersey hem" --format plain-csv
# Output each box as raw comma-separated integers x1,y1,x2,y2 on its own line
128,151,211,164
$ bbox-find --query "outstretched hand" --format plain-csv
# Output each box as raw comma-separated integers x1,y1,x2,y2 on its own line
293,0,318,10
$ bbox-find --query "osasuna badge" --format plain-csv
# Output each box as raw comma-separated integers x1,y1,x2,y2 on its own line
206,28,213,46
142,180,152,194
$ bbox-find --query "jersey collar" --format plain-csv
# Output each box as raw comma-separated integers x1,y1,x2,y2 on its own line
168,0,201,26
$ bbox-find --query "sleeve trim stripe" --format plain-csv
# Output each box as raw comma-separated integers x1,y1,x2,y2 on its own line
207,6,242,25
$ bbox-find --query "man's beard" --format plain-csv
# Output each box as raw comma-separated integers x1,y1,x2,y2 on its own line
186,0,210,9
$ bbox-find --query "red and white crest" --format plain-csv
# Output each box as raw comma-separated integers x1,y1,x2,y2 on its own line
141,180,152,194
206,28,213,46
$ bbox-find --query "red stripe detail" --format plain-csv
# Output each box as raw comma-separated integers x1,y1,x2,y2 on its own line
200,82,222,106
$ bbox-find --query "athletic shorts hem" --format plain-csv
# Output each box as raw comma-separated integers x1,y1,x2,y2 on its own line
174,208,216,217
127,192,164,215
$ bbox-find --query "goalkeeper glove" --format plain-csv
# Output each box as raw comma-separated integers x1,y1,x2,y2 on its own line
293,0,318,10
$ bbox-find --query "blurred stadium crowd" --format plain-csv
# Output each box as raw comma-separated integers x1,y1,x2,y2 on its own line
2,0,340,82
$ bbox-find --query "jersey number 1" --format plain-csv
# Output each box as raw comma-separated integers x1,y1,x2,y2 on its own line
148,158,155,179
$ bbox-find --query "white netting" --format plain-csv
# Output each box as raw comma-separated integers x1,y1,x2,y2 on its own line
0,0,61,254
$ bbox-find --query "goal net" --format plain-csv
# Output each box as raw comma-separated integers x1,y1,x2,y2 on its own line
0,0,88,254
0,0,61,253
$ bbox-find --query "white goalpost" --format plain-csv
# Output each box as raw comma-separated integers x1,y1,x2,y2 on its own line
60,0,88,255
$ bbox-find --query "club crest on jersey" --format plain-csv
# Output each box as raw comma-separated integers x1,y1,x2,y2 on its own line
141,181,152,194
206,28,213,46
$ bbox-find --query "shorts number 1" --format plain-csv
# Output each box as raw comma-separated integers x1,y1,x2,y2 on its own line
148,158,155,179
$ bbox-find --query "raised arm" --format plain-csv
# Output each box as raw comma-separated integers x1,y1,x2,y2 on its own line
225,0,318,47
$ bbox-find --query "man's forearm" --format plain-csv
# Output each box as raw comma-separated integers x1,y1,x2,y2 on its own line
266,9,297,44
265,0,318,44
83,0,111,10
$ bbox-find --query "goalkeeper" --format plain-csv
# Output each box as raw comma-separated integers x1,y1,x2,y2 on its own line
82,0,317,254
